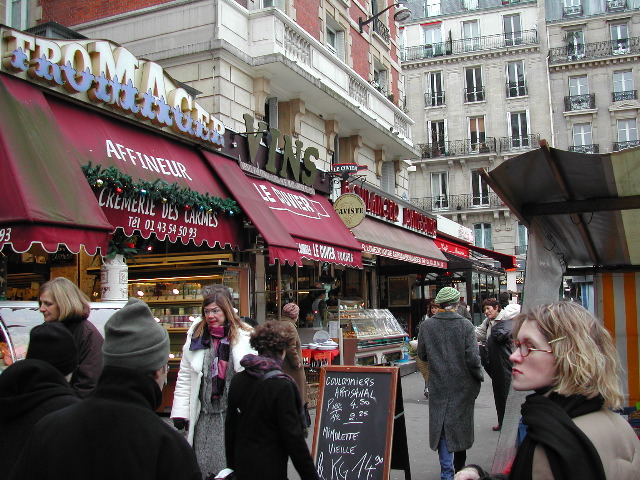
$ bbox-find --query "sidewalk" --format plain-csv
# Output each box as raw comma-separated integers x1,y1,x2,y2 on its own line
291,369,499,480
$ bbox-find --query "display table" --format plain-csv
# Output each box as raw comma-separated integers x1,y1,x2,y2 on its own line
302,348,339,367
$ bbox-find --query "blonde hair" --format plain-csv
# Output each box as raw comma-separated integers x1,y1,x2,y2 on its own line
513,301,623,409
193,285,250,344
38,277,90,322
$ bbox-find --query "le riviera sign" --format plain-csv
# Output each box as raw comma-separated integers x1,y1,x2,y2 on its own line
0,28,226,148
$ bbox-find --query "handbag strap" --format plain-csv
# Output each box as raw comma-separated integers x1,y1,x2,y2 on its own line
259,369,284,382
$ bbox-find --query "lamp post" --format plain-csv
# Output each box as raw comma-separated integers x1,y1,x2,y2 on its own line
358,3,411,33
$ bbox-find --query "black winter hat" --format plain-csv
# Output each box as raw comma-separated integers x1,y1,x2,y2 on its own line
27,322,78,376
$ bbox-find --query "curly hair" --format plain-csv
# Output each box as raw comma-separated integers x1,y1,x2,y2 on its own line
513,301,623,409
38,277,90,322
193,284,250,344
250,320,296,356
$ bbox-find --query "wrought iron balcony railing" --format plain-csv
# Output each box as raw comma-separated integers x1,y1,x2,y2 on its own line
607,0,626,11
410,193,505,213
612,90,637,101
506,81,527,97
465,87,485,102
372,17,391,43
569,144,599,154
401,29,538,62
613,139,640,151
499,134,540,151
564,94,595,111
424,91,446,107
563,5,583,16
549,37,640,64
417,138,497,158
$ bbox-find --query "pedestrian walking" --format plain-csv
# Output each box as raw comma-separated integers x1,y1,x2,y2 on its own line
417,287,484,480
9,297,202,480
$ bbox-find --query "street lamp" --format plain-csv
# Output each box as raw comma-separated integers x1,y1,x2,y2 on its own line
358,3,411,33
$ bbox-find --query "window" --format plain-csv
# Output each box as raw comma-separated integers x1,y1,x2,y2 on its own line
569,75,588,96
465,67,484,102
611,23,629,54
617,119,638,142
463,0,479,10
613,70,635,101
381,162,395,194
517,222,528,255
509,111,529,148
431,172,449,209
463,20,480,52
471,171,489,207
423,24,443,57
503,14,522,46
506,61,526,97
8,0,28,29
429,120,446,155
426,71,445,106
565,30,585,59
572,123,592,147
564,0,582,16
474,223,493,249
373,61,388,95
426,0,441,17
262,0,285,8
326,17,345,60
469,116,486,152
265,97,278,128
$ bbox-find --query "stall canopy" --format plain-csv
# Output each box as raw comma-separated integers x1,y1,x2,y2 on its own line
0,74,113,254
0,74,244,254
351,217,447,268
204,153,363,268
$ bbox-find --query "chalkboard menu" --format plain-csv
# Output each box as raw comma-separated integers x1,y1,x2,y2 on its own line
312,366,399,480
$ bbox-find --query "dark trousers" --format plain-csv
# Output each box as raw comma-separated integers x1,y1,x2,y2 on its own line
454,450,467,472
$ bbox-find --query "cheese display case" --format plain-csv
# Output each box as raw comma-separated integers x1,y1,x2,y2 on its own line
334,300,407,365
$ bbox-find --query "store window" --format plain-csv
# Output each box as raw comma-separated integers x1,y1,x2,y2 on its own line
474,223,492,250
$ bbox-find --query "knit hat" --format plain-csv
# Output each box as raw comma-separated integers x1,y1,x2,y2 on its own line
435,287,460,305
282,303,300,319
27,322,78,376
103,297,169,372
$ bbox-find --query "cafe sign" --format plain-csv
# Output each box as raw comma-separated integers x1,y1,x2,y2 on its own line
333,193,366,228
0,28,226,148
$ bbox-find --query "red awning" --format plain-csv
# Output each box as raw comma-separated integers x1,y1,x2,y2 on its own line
467,244,517,270
351,217,447,268
0,73,244,254
0,75,113,254
204,153,362,268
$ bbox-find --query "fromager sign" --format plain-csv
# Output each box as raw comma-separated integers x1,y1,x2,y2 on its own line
0,28,226,148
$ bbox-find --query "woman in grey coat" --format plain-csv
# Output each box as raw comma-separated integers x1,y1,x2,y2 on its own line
417,287,484,480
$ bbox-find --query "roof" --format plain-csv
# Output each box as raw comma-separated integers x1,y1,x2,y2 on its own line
481,141,640,271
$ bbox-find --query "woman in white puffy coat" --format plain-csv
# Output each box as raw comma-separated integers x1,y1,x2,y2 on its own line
171,286,256,479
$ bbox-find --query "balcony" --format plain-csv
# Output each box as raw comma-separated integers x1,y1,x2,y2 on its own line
569,144,599,154
506,81,527,97
372,17,391,44
417,138,497,158
549,37,640,64
613,139,640,151
401,29,538,62
465,87,485,103
564,94,595,111
424,91,446,107
612,90,637,101
607,0,626,11
410,193,505,213
563,5,583,16
499,134,540,151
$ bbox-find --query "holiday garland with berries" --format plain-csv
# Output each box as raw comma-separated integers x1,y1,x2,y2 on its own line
82,163,242,216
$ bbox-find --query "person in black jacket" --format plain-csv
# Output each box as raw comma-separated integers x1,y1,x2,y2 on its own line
225,320,319,480
9,297,201,480
0,322,79,474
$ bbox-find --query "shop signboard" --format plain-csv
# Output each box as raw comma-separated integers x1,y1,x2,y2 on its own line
333,194,366,228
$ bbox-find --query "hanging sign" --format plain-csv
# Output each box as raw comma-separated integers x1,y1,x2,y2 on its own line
333,194,366,228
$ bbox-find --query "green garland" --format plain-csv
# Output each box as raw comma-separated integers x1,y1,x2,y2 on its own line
82,163,241,216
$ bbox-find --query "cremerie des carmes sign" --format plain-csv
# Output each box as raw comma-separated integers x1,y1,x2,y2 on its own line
0,28,226,148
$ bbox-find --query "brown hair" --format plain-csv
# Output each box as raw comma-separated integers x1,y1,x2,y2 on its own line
250,320,295,356
483,298,501,310
193,284,250,344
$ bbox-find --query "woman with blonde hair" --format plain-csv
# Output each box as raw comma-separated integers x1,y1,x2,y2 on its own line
456,301,640,480
171,285,255,479
38,277,103,398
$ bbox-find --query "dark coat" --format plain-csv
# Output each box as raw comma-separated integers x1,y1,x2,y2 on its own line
0,359,79,474
225,371,319,480
63,314,103,398
487,317,513,425
9,366,201,480
417,310,483,452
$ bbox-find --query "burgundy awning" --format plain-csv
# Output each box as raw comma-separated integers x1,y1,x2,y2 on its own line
204,153,362,268
0,75,113,254
351,217,447,268
467,243,517,270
